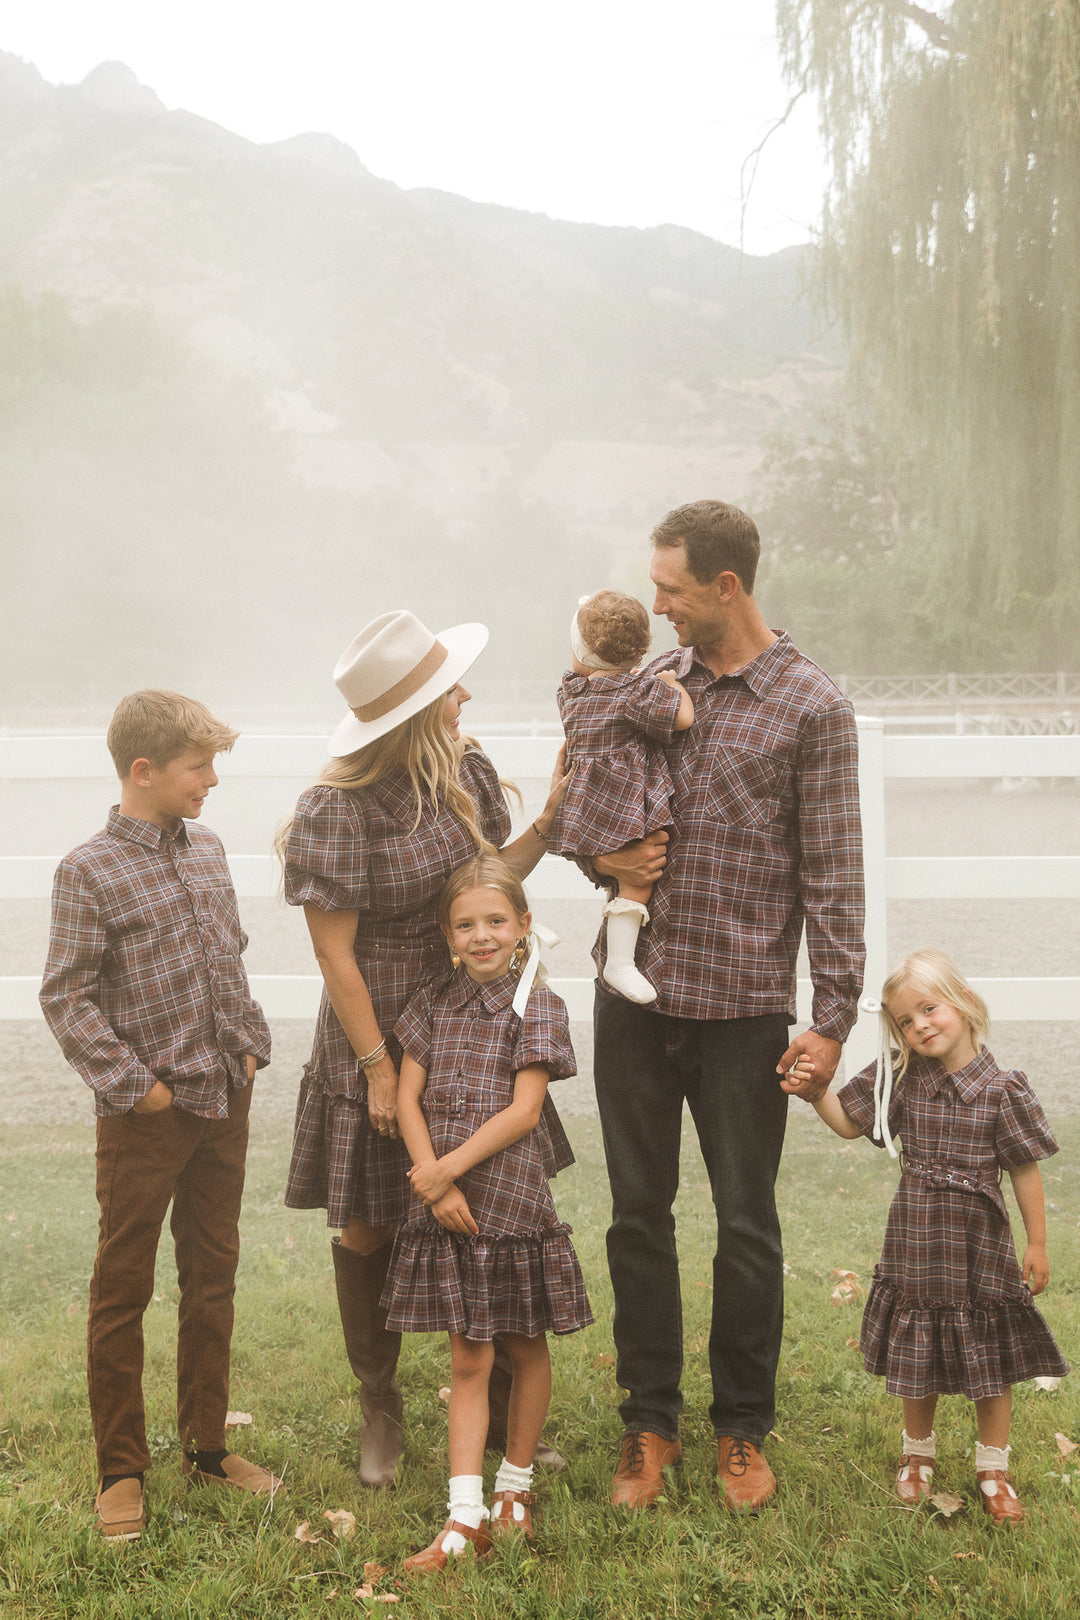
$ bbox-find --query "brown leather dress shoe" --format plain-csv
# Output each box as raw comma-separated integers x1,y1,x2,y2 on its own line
94,1477,147,1541
182,1451,286,1496
490,1488,535,1538
403,1517,493,1574
716,1436,776,1512
610,1430,682,1509
895,1453,934,1504
977,1469,1025,1526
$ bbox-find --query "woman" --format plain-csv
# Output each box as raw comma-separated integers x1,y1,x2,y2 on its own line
279,610,569,1487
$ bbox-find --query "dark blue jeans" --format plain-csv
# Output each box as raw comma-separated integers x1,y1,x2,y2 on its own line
593,985,790,1444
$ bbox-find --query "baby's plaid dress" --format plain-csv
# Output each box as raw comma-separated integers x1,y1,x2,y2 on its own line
283,749,525,1228
381,970,593,1340
548,669,683,857
838,1051,1069,1399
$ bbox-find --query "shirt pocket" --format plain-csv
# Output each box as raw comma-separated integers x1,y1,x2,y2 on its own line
706,745,787,831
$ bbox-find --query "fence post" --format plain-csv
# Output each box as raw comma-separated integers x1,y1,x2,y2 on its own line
846,716,887,1076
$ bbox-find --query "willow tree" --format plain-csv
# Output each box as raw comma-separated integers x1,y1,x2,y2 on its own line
776,1,1080,664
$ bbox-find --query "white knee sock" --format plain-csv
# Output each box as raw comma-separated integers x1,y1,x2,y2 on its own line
441,1474,487,1553
494,1457,533,1519
975,1443,1011,1473
602,899,657,1004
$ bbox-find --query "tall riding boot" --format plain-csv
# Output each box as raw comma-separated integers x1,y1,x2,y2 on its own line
331,1239,405,1488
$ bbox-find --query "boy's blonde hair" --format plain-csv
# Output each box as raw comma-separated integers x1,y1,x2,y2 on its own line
881,947,989,1078
107,690,239,777
576,590,651,669
438,854,530,934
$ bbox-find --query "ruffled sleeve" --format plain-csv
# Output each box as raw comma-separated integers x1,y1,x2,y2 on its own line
283,787,370,912
835,1058,904,1148
621,671,684,742
994,1071,1059,1169
460,748,513,848
511,986,577,1081
394,982,434,1070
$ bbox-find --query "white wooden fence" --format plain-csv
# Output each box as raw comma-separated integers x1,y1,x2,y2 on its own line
3,724,1079,1074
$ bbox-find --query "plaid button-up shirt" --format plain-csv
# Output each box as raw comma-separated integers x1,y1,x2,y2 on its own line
40,807,271,1118
592,632,865,1038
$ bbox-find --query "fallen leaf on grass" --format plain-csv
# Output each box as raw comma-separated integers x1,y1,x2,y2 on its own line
323,1508,356,1538
1034,1376,1062,1392
929,1491,964,1517
364,1562,389,1581
225,1411,253,1427
846,1337,860,1350
355,1590,400,1604
830,1269,864,1306
953,1552,983,1561
593,1353,615,1369
295,1521,323,1544
437,1386,451,1404
1056,1433,1078,1459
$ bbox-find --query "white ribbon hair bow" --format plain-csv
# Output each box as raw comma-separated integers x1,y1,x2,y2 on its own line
512,922,560,1016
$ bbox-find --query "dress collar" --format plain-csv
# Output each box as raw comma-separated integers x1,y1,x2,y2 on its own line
445,966,520,1014
910,1048,998,1102
106,805,190,852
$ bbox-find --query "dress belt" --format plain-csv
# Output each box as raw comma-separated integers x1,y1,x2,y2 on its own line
901,1156,1001,1196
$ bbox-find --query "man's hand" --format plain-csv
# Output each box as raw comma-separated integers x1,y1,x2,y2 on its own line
431,1186,478,1235
777,1031,842,1102
594,830,669,890
132,1079,174,1115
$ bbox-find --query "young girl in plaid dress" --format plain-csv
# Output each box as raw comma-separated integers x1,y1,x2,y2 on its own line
382,855,592,1573
548,589,693,1003
785,949,1068,1525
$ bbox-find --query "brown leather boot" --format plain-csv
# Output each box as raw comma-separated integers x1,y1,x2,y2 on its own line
331,1239,405,1488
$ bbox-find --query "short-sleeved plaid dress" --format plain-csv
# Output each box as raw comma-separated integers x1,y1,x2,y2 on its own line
838,1051,1069,1399
547,669,684,857
283,749,533,1228
380,971,594,1340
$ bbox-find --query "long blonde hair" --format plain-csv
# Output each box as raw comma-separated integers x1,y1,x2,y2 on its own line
275,691,512,865
881,947,990,1080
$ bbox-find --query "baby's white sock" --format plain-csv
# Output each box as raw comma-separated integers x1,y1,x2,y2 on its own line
602,899,657,1004
440,1474,487,1554
493,1457,534,1520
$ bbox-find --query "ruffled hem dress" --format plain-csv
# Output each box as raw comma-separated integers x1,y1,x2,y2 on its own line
380,970,593,1340
282,748,559,1229
547,668,684,857
837,1050,1069,1400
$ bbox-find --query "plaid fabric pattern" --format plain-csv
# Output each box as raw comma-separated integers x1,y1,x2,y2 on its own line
40,808,270,1119
588,634,865,1038
380,971,593,1338
548,669,683,857
838,1051,1069,1398
283,748,512,1226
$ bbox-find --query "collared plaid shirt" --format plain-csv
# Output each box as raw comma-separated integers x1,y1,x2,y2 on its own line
591,632,865,1038
40,807,271,1118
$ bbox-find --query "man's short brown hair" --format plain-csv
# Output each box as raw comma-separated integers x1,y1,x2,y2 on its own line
651,500,761,591
107,690,239,777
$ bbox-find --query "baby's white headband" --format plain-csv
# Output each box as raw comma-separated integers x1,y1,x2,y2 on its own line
571,594,623,672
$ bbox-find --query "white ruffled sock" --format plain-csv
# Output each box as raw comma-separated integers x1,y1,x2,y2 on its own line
602,899,657,1004
901,1429,936,1460
493,1457,533,1520
440,1475,487,1554
976,1443,1011,1475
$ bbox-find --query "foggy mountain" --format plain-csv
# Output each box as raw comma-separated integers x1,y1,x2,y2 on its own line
0,51,839,726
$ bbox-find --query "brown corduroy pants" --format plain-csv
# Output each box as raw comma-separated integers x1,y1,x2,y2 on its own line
87,1081,251,1477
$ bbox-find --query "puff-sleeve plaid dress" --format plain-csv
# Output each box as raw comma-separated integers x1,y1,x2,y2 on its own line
837,1051,1069,1400
380,971,593,1340
547,669,684,857
282,750,567,1228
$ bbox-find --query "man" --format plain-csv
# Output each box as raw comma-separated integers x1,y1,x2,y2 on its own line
590,499,865,1512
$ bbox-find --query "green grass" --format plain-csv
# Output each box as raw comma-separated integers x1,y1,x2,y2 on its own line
2,1112,1079,1618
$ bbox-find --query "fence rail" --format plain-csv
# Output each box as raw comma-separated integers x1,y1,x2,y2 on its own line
836,672,1080,708
3,727,1078,1074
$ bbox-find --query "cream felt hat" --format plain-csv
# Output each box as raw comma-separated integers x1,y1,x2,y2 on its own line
328,611,489,756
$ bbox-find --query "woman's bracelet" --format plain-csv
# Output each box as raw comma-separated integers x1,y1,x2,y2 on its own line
358,1038,388,1069
532,820,550,841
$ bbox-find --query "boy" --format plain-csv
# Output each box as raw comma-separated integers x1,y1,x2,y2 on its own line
40,690,279,1541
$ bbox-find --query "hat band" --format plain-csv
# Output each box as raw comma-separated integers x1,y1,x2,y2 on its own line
350,640,449,722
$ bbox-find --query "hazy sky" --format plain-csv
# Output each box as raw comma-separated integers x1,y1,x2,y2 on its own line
2,0,826,255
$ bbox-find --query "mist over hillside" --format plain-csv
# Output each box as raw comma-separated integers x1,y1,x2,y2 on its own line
0,50,840,727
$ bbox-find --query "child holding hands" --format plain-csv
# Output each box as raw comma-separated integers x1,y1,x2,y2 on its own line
783,948,1068,1524
380,856,592,1573
547,589,693,1004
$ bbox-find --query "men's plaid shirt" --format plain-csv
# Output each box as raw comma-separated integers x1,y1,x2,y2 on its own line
592,633,865,1039
40,807,271,1117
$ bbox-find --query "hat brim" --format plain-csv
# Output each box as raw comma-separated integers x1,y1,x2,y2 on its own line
328,622,490,756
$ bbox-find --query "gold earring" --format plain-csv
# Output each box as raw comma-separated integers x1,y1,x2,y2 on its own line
513,937,528,972
448,944,461,968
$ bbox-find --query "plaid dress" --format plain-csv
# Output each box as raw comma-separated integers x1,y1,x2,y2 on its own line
838,1051,1069,1399
548,669,684,857
283,749,514,1227
380,972,593,1340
